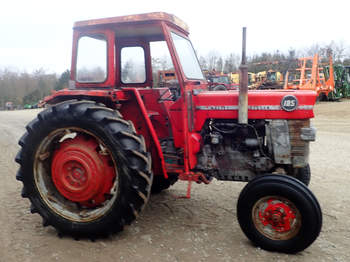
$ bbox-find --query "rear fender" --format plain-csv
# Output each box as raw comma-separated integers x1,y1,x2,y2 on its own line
43,89,167,177
43,89,120,108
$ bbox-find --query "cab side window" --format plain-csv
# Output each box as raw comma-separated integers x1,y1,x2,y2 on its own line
76,35,107,83
121,46,146,84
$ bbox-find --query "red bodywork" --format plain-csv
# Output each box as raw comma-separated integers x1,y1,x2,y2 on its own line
44,12,317,180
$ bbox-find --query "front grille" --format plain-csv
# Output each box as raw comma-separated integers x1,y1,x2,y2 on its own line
288,119,310,167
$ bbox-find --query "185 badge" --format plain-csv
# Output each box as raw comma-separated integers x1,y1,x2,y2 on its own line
281,95,298,112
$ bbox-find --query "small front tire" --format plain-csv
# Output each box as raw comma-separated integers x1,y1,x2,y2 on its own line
237,174,322,253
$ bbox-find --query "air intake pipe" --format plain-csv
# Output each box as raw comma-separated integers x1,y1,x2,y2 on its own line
238,27,248,124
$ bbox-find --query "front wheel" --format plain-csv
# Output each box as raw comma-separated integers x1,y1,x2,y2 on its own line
237,174,322,253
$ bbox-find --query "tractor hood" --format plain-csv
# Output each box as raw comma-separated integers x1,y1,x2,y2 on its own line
192,90,316,131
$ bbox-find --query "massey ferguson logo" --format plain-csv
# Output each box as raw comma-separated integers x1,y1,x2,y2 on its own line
281,95,298,112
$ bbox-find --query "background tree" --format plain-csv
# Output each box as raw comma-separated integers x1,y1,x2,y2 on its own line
55,70,70,91
206,50,220,71
215,57,223,72
199,56,208,70
223,53,239,73
0,68,56,109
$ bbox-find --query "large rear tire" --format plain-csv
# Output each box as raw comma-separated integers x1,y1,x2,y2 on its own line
237,174,322,253
15,100,153,238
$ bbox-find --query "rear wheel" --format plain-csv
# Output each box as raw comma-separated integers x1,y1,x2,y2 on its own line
15,100,152,237
237,174,322,253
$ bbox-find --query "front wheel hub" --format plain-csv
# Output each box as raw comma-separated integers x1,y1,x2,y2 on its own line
51,135,115,207
253,196,301,240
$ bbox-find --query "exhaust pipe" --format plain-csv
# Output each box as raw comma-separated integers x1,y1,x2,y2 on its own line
238,27,248,124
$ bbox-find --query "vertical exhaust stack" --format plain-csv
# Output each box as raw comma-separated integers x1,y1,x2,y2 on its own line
238,27,248,124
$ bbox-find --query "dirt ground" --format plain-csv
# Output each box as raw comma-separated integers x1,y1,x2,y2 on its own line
0,100,349,262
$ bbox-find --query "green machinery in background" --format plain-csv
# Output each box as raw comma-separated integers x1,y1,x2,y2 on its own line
325,65,350,100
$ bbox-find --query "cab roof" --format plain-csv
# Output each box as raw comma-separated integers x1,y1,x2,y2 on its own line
74,12,189,34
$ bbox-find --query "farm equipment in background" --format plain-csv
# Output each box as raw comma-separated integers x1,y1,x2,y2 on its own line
204,70,237,90
15,12,322,253
156,69,178,87
336,66,350,98
157,70,176,84
248,60,288,90
23,104,33,109
325,65,350,100
5,101,14,110
284,54,334,100
254,70,284,89
229,72,239,86
229,71,256,88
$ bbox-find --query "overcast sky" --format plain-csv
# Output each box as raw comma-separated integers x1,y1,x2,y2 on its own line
1,0,349,73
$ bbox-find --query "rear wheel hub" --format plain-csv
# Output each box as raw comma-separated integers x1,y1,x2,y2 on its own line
51,135,115,207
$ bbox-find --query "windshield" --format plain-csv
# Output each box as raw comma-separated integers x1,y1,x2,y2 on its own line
171,32,204,80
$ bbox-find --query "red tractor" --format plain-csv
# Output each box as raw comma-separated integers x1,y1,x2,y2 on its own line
16,13,321,253
204,71,237,90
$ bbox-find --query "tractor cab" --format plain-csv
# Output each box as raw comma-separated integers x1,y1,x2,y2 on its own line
71,12,206,93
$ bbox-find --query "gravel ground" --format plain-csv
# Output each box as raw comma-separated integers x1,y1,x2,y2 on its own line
0,100,349,262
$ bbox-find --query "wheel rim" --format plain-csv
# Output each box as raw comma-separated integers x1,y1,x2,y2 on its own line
34,127,119,222
252,196,301,240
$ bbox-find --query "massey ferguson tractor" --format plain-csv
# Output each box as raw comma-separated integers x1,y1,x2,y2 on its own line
15,12,322,253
